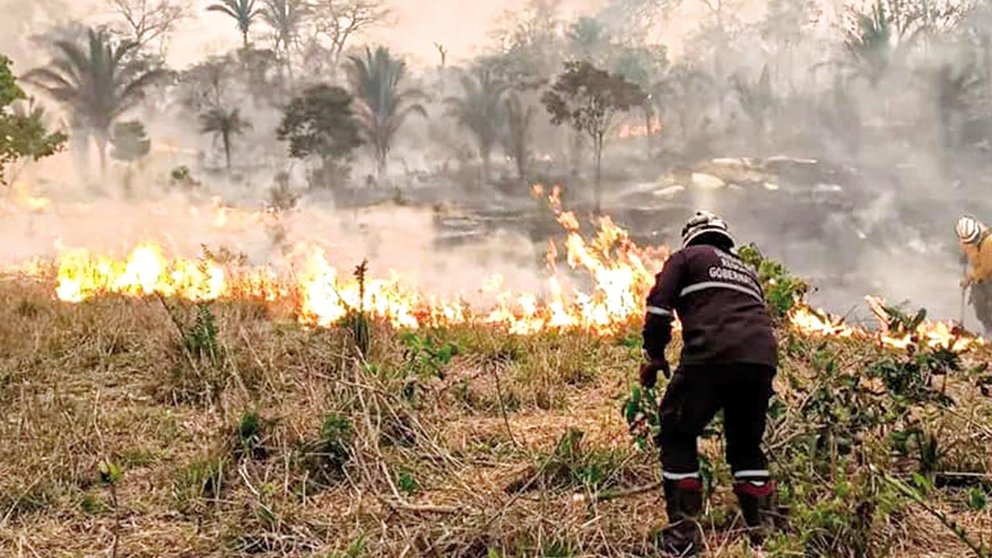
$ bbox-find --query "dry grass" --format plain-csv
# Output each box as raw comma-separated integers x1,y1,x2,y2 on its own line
0,279,990,557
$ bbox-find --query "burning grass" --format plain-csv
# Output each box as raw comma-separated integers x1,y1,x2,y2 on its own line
0,276,990,557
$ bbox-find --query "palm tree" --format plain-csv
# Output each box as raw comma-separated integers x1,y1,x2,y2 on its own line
445,68,507,183
503,93,534,181
207,0,262,48
24,28,167,173
262,0,305,71
841,0,922,89
346,46,427,178
652,64,713,145
928,61,981,175
199,107,252,169
732,66,775,149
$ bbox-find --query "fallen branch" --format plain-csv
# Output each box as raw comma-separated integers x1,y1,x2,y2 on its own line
385,500,460,515
570,481,662,504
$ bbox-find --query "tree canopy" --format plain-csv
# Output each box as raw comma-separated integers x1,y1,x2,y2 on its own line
277,84,363,186
0,55,66,183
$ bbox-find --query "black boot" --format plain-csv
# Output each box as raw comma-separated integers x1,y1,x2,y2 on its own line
734,480,776,545
660,478,703,557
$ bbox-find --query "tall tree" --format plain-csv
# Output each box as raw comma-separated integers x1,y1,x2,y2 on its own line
928,61,981,174
346,46,427,178
107,0,190,52
262,0,306,74
597,0,667,40
652,63,713,145
842,1,899,88
207,0,263,47
445,68,508,183
732,66,775,150
839,0,955,88
307,0,390,74
612,44,668,155
109,120,150,194
24,29,167,173
503,93,535,182
491,0,566,89
0,55,66,184
277,84,363,189
541,61,645,213
756,0,818,91
568,16,609,64
176,56,233,113
199,107,252,170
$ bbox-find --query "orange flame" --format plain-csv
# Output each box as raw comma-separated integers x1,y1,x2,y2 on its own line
788,297,984,353
617,117,663,139
45,194,985,352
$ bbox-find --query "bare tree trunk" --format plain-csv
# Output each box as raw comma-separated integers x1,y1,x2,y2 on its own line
123,165,134,197
376,147,387,180
95,133,108,176
223,132,232,170
481,149,491,184
594,133,603,215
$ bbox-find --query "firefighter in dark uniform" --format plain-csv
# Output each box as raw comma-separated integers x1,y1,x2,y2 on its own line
640,211,778,556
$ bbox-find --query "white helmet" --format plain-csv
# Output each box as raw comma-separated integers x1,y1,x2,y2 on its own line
681,210,736,248
956,215,985,245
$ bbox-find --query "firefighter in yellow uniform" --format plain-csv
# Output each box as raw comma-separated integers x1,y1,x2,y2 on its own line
957,215,992,333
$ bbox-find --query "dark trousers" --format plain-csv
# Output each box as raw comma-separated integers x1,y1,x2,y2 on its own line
656,363,775,482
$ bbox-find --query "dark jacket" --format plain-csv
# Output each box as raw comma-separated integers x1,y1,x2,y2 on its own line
643,244,777,368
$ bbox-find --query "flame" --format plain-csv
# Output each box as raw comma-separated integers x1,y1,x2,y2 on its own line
788,305,858,338
54,244,228,303
44,192,985,353
788,297,984,353
617,117,663,139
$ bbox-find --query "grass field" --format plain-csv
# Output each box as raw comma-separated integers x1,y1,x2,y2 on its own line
0,276,990,557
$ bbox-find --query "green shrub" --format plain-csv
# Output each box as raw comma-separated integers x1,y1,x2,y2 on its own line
301,414,353,488
174,456,225,516
738,243,809,317
184,303,219,364
235,411,266,459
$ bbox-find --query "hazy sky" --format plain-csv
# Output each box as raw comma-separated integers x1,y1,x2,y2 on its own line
0,0,603,69
185,0,603,67
0,0,811,71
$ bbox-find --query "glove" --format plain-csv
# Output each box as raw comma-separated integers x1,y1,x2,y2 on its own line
639,358,670,389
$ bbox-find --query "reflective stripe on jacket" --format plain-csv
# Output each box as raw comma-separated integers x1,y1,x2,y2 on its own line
643,245,778,367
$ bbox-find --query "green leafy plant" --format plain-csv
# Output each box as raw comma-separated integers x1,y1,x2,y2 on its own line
1,55,66,183
621,384,659,451
301,414,353,488
327,536,367,558
968,487,988,511
528,428,630,493
184,303,220,365
400,331,459,380
173,456,225,516
235,411,266,459
738,243,809,317
396,469,420,496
